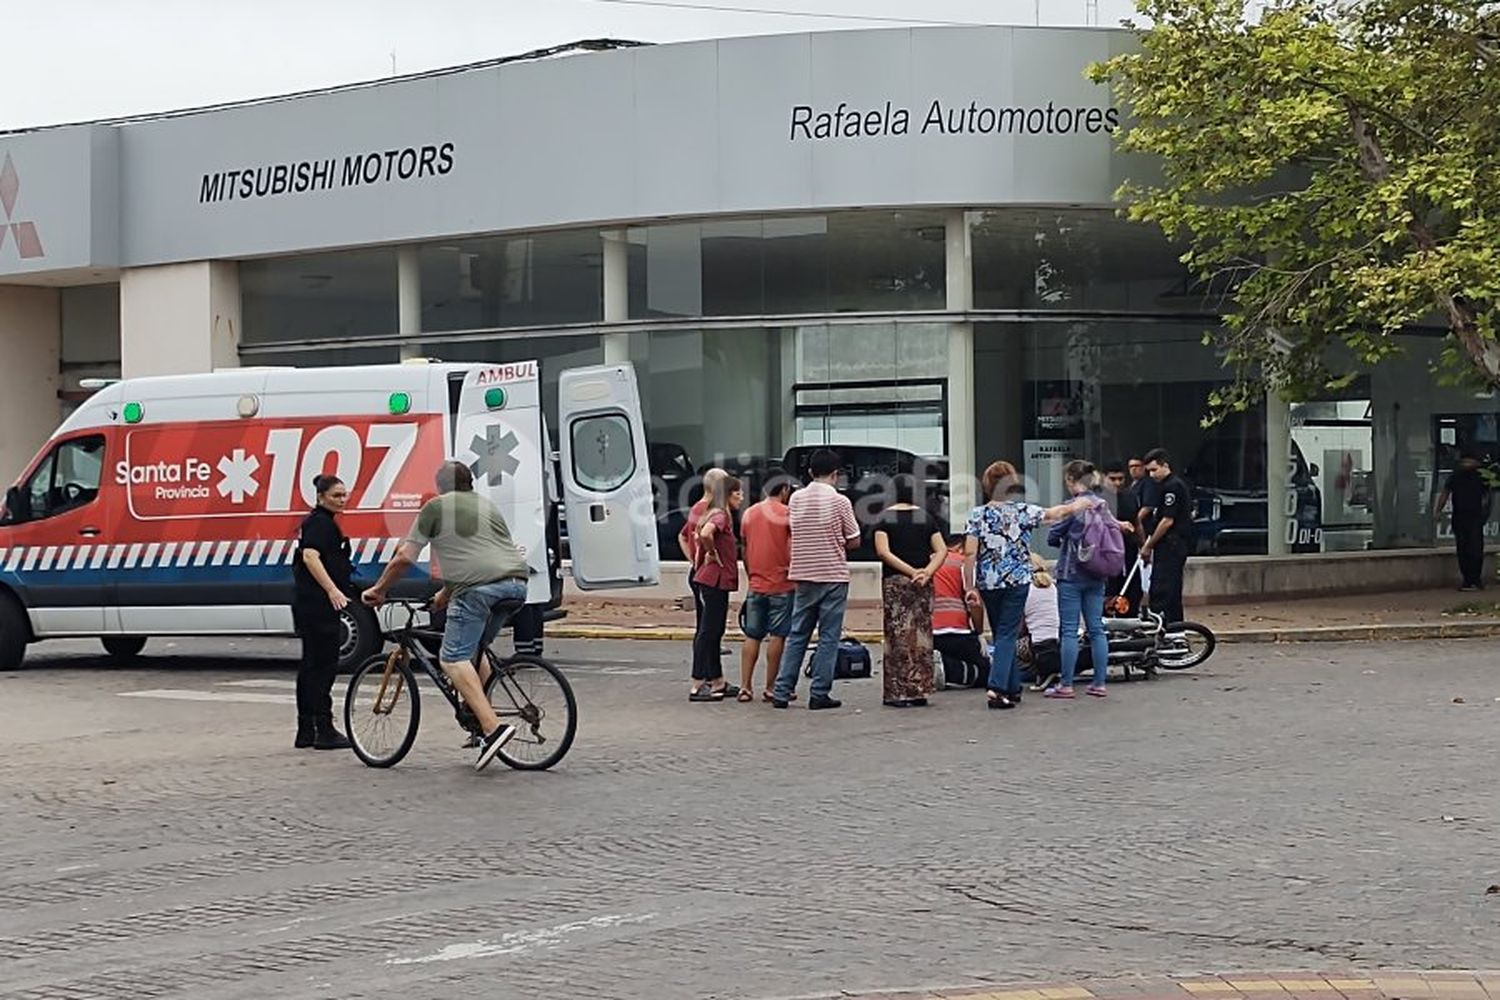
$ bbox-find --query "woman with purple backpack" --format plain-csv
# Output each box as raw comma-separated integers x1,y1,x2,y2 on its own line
1045,460,1125,700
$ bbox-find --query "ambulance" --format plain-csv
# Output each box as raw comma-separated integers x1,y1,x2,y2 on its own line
0,360,659,671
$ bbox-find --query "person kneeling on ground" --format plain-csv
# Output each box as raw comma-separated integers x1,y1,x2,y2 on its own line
363,461,528,772
932,535,990,689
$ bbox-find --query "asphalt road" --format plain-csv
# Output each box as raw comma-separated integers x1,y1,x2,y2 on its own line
2,634,1498,1000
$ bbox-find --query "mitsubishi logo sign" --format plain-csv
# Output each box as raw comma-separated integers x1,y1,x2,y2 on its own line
0,153,44,260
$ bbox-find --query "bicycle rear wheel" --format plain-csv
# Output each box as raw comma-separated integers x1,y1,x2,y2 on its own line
484,654,577,770
345,649,422,768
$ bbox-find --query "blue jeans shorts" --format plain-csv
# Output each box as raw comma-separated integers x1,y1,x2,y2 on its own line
440,577,529,663
741,590,793,640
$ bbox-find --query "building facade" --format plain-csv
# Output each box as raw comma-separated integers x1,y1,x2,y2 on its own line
0,26,1491,556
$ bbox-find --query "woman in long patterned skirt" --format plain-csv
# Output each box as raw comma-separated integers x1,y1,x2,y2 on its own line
873,476,947,707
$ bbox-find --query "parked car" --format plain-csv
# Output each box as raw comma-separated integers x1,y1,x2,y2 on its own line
779,444,950,560
1186,421,1322,556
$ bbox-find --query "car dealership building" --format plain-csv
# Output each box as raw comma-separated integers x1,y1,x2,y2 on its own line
0,25,1493,565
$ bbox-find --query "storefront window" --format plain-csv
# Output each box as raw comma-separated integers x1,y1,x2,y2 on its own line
972,209,1200,312
627,211,946,320
419,229,602,331
241,250,397,343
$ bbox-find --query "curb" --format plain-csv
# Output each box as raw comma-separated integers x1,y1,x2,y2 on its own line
548,619,1500,644
778,971,1500,1000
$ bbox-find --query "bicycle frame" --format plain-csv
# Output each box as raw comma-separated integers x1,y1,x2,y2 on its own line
374,600,547,732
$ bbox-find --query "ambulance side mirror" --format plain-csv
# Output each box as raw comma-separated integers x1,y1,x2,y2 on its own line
2,485,22,524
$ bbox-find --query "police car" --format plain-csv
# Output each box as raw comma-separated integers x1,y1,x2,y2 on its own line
0,360,658,671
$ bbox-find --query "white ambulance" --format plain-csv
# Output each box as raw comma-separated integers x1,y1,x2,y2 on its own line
0,360,659,671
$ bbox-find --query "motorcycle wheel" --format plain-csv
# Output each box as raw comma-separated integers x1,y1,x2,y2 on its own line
1156,622,1216,670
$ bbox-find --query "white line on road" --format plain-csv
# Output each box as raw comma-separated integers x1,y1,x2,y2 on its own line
118,690,290,705
387,912,657,966
218,679,298,690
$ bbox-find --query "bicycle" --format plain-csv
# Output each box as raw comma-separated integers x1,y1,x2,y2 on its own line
342,598,578,770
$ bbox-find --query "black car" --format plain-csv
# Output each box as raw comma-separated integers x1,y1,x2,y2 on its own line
1186,424,1322,555
779,444,950,560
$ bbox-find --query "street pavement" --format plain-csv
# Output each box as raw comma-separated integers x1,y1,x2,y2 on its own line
1,634,1499,1000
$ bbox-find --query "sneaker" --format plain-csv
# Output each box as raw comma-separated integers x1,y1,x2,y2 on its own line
808,695,842,711
1044,686,1076,699
770,696,790,709
1031,673,1059,693
1087,686,1107,698
474,724,517,772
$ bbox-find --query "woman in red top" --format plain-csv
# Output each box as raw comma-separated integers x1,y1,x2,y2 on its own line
689,475,744,701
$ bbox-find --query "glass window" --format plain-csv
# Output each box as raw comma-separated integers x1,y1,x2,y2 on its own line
972,209,1200,312
419,229,602,331
628,211,946,320
241,250,397,343
571,414,636,492
9,436,105,523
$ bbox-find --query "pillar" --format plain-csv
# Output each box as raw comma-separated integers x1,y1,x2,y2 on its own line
945,210,976,532
0,287,61,480
601,230,630,366
120,262,240,378
397,246,422,360
1265,389,1291,556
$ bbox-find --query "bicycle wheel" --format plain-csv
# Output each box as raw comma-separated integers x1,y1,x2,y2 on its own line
484,654,577,771
1156,622,1216,670
344,649,422,768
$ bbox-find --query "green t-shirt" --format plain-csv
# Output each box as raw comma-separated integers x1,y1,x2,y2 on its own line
406,491,529,595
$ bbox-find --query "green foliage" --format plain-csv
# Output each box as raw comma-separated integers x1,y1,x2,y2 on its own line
1090,0,1500,417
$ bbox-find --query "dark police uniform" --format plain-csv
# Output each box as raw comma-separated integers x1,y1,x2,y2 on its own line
1445,464,1493,589
292,505,353,727
1147,474,1192,625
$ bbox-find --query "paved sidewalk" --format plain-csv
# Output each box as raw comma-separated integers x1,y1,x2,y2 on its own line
551,587,1500,643
830,972,1500,1000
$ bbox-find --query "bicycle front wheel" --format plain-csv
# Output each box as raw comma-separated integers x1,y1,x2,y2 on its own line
484,654,577,771
345,649,422,768
1157,622,1216,670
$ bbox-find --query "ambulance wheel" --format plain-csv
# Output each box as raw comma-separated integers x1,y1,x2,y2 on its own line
337,602,381,674
0,595,27,671
102,636,148,663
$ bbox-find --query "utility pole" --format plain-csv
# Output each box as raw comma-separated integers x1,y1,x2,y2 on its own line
1086,0,1100,25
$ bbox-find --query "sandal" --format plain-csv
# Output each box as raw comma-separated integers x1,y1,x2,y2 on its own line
736,688,754,703
762,690,797,703
714,683,741,699
689,687,725,702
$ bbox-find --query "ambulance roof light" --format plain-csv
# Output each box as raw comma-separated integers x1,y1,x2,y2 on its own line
78,378,118,390
401,357,440,365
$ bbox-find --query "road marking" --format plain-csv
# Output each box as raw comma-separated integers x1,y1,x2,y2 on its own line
219,679,299,690
387,912,656,966
118,689,290,705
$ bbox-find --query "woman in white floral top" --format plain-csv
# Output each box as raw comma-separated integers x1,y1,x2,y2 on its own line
963,460,1090,710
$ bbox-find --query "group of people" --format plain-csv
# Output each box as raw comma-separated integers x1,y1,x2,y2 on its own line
679,447,1196,713
291,460,536,771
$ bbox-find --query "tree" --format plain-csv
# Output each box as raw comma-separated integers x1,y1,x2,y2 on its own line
1089,0,1500,416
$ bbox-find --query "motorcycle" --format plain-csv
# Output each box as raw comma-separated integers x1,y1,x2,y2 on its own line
1102,557,1216,680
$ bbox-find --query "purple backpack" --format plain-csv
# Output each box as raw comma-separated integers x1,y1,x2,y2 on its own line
1076,499,1126,578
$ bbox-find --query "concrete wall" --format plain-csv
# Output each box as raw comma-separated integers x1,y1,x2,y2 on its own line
1183,547,1496,604
119,261,240,377
564,548,1497,607
0,286,61,481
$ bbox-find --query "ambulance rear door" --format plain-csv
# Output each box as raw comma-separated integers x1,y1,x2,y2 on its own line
449,363,550,605
557,364,659,590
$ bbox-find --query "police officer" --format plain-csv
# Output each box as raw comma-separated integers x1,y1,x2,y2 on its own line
1139,448,1192,625
292,473,353,750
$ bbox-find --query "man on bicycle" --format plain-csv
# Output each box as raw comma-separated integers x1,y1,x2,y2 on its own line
362,460,528,772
